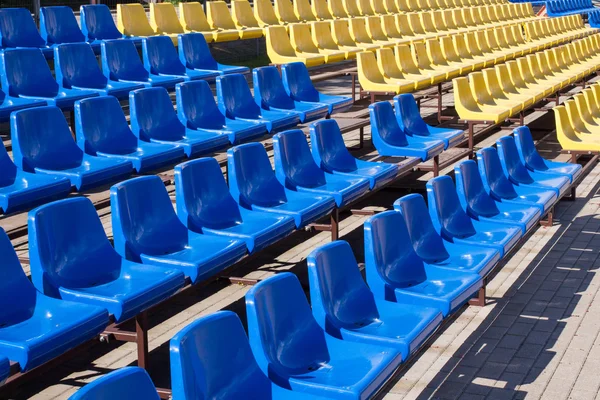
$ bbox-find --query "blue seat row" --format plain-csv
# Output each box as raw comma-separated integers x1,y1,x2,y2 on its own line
546,0,596,16
370,95,464,161
589,9,600,27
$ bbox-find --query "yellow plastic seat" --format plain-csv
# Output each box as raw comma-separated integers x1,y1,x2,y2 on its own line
117,4,156,38
535,51,568,90
431,11,451,33
465,32,500,65
482,67,534,110
494,63,538,104
255,0,283,28
179,2,227,43
440,36,478,72
451,9,469,31
564,100,600,137
357,51,415,93
265,25,325,66
383,0,400,14
396,0,411,12
544,49,576,85
475,30,507,62
413,41,459,80
380,15,403,40
583,88,600,120
395,15,418,39
572,93,600,130
469,71,522,116
419,12,439,35
462,8,478,27
366,16,409,45
311,21,359,59
332,19,379,51
449,35,486,70
329,0,349,18
289,23,346,63
371,0,389,14
517,57,554,96
294,0,317,21
484,28,516,59
358,0,377,15
554,105,600,151
395,44,442,84
349,18,392,48
312,0,334,20
453,77,510,123
377,48,431,89
208,2,262,40
407,13,437,39
343,0,363,16
426,38,470,75
495,27,525,57
275,0,301,24
231,0,264,32
507,60,547,101
149,3,184,44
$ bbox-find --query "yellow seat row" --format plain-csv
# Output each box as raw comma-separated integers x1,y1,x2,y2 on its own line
454,34,600,124
556,83,600,152
523,15,591,48
357,23,547,94
117,2,263,44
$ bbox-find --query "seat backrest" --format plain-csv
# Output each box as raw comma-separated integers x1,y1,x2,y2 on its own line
0,49,58,98
245,272,330,375
308,241,379,334
310,119,358,173
331,19,355,47
295,0,317,21
117,4,155,37
476,146,518,199
312,0,334,19
394,93,430,137
178,33,218,71
75,96,138,155
0,139,18,186
207,1,238,30
426,175,478,240
179,2,212,32
129,87,186,142
231,0,261,28
54,43,108,89
496,135,534,182
369,101,409,147
512,125,547,171
216,73,261,119
0,227,37,326
265,25,298,58
281,62,319,102
170,311,271,400
80,4,123,41
343,0,363,15
329,0,349,18
275,0,300,23
40,6,85,45
176,80,226,130
253,66,296,110
273,129,326,189
111,175,189,261
454,160,500,218
142,36,185,76
376,48,403,79
101,39,149,82
227,142,289,208
364,210,428,288
0,8,46,49
11,106,83,171
70,367,159,400
149,3,184,34
175,158,242,232
255,0,280,25
28,197,123,297
289,23,320,54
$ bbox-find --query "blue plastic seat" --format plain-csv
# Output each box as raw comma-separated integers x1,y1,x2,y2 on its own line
0,227,109,371
427,175,522,257
281,62,353,116
175,158,296,253
0,8,53,58
369,101,445,161
40,7,100,53
176,80,267,145
101,40,184,90
0,142,71,214
129,87,230,158
273,130,370,207
178,33,250,76
29,197,186,322
394,94,464,150
364,210,483,316
394,194,500,276
217,74,300,133
80,5,142,46
0,88,45,122
55,43,144,99
308,240,443,361
253,66,329,123
142,36,219,82
170,310,333,400
246,272,405,399
111,175,247,284
75,96,184,173
454,160,542,234
0,357,8,385
228,142,336,228
69,367,160,400
310,120,398,190
11,106,133,191
0,49,99,110
496,136,571,197
513,126,582,183
477,147,557,213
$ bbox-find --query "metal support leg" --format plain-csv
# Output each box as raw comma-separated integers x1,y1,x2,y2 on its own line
519,111,524,126
468,122,475,159
468,286,486,307
432,155,440,177
569,186,576,201
359,127,364,149
351,74,356,103
330,208,339,241
540,207,554,227
370,92,375,104
437,83,443,124
136,312,149,369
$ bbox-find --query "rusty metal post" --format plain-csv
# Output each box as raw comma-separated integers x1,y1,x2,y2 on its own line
330,208,339,241
136,312,149,369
